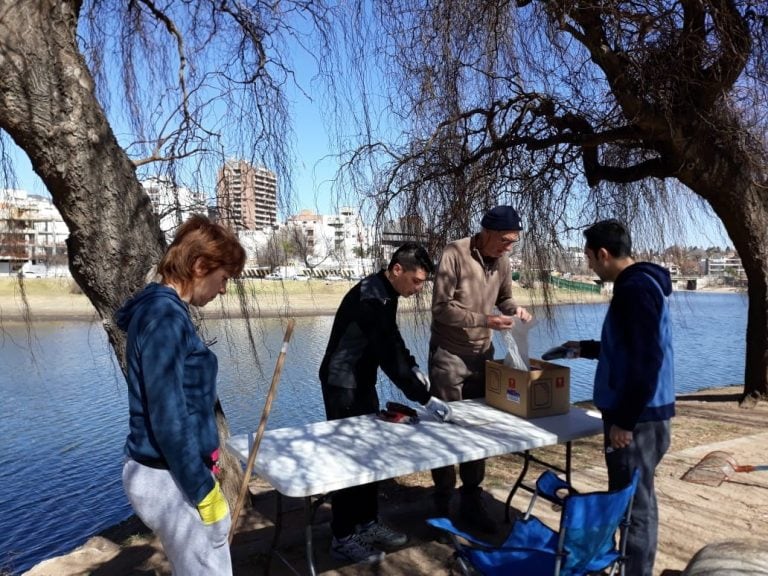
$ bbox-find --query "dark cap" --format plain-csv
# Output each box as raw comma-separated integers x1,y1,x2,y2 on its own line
480,206,523,231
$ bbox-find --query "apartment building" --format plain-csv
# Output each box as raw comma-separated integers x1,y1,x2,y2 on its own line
215,160,277,231
701,256,745,278
286,207,371,265
141,177,207,241
0,189,69,275
236,207,372,274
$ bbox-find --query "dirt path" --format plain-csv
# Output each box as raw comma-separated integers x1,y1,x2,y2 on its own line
22,385,768,576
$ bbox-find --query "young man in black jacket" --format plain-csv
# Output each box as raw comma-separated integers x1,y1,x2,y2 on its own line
320,242,452,564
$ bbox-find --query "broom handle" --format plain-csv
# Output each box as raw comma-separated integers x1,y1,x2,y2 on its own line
228,318,295,544
734,464,768,473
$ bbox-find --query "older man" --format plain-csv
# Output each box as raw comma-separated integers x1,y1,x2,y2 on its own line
429,206,532,533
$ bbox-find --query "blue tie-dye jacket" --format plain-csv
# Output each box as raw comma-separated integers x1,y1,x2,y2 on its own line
116,283,218,505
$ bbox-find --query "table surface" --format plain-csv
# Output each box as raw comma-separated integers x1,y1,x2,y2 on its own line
226,399,603,498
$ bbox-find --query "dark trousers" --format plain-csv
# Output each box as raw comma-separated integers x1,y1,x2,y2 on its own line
429,344,493,498
321,384,379,538
604,419,670,576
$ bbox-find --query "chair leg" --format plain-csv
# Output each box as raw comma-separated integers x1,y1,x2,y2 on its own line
453,554,474,576
445,534,475,576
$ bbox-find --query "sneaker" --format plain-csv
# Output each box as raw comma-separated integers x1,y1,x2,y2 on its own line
356,520,409,549
330,534,385,564
459,491,498,534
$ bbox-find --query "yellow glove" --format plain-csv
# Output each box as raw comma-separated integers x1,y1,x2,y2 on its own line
197,481,229,525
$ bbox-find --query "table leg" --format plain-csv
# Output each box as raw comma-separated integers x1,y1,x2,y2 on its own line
504,450,531,523
503,441,574,522
263,491,285,576
304,496,317,576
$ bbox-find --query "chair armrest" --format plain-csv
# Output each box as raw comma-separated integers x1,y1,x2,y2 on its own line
427,518,495,549
535,470,575,505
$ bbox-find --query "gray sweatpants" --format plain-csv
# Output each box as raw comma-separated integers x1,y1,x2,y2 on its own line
122,458,232,576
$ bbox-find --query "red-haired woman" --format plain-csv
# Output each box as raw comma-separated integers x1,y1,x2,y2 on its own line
117,215,245,575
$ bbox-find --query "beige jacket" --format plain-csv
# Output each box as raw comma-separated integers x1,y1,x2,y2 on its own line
430,235,518,356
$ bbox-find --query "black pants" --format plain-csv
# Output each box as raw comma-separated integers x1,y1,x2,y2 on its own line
428,344,493,498
321,384,379,538
604,419,670,576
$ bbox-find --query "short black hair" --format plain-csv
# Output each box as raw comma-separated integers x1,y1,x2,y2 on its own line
583,219,632,258
388,242,435,275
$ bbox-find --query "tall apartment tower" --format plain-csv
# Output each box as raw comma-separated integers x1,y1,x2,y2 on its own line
215,160,277,231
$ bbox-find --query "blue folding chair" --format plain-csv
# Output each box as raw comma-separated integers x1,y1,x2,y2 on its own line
428,469,639,576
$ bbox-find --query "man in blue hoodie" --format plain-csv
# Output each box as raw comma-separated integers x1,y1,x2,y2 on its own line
567,219,674,576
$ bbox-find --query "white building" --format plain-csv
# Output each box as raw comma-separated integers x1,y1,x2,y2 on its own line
236,207,373,276
701,256,745,278
142,177,207,241
285,207,372,270
0,189,70,276
237,228,272,267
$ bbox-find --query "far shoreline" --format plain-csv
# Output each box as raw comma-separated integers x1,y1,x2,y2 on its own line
0,277,745,323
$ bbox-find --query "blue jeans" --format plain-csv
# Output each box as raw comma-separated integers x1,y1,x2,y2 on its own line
604,419,670,576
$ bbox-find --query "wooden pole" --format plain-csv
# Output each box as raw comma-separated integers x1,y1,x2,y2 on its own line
228,318,295,544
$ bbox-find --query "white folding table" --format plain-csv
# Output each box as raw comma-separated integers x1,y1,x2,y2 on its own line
226,399,603,575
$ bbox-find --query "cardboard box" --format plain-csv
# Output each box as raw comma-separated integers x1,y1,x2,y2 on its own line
485,358,570,418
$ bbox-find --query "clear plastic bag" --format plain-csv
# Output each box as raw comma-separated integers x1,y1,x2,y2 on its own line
502,318,537,370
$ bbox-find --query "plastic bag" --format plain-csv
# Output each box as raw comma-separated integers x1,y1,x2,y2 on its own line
502,318,537,370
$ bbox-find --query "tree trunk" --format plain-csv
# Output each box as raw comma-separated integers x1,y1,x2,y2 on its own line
675,129,768,404
0,0,163,354
709,187,768,406
0,0,244,505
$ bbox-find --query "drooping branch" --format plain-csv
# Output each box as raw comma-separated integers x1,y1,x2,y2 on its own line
133,0,192,124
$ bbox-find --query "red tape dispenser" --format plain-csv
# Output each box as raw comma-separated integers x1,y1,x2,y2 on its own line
377,401,420,424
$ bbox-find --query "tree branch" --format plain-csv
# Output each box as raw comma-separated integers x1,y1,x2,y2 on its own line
134,0,192,125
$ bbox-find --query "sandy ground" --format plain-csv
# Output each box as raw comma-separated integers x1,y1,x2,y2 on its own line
20,386,768,576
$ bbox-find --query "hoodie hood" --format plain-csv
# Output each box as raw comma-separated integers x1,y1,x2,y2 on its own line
619,262,673,296
115,283,184,331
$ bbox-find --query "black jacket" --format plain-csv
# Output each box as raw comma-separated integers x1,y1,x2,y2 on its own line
319,270,431,405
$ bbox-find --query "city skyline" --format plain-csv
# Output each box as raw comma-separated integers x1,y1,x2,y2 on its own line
6,135,731,251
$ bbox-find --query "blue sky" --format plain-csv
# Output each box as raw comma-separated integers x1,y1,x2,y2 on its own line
6,124,731,250
7,91,338,216
5,30,730,251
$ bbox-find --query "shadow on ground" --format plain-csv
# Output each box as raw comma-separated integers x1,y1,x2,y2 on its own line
230,479,522,576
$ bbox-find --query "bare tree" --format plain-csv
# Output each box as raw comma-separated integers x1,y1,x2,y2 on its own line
263,227,293,271
335,0,768,404
0,0,333,502
287,225,334,270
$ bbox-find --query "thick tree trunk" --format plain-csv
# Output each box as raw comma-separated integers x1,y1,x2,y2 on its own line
0,0,244,505
708,186,768,405
0,0,164,355
675,130,768,404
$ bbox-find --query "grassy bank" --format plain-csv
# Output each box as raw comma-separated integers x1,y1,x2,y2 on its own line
0,277,82,297
0,277,610,321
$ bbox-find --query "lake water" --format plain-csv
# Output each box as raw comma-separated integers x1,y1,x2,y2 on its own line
0,291,748,573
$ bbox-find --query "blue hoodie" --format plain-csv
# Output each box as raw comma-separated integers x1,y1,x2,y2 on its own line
583,262,675,430
116,283,218,505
